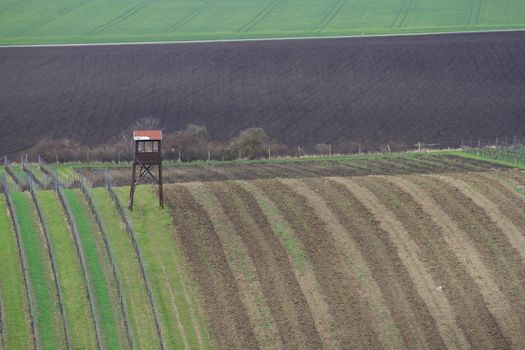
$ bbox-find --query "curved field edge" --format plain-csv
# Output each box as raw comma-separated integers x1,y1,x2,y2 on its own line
160,168,525,349
2,35,525,155
1,1,525,47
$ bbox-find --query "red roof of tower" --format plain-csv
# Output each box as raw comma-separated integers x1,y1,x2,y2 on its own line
133,130,162,141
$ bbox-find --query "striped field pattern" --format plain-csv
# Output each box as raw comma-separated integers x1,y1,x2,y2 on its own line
2,154,525,348
165,168,525,349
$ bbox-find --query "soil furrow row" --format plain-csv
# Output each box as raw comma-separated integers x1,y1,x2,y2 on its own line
214,181,324,349
367,175,509,348
282,178,405,349
187,183,283,349
435,175,525,261
334,177,464,349
239,180,340,349
316,176,449,348
167,186,257,349
392,176,525,348
255,179,383,349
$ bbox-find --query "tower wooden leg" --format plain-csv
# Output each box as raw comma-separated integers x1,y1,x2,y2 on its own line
129,163,137,210
158,162,163,208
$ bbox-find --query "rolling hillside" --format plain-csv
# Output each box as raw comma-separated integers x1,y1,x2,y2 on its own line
165,168,525,349
0,0,524,45
1,31,525,156
1,153,525,348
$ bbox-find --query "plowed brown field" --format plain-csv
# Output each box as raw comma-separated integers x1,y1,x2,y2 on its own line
164,161,525,349
2,31,525,155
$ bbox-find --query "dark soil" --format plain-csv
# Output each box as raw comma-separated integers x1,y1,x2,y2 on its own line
2,31,525,155
166,186,258,350
255,179,383,349
307,178,446,349
411,176,525,327
360,176,508,349
211,182,323,349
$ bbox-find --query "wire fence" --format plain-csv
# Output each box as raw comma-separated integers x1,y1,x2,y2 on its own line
77,176,135,350
54,183,104,350
28,180,72,350
104,172,166,350
0,283,5,350
4,156,29,191
23,160,52,190
39,157,81,189
0,176,39,350
463,137,525,165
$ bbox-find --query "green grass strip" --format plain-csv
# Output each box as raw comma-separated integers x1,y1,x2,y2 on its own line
116,186,215,350
38,190,98,349
63,190,122,349
0,197,32,349
238,181,309,270
92,188,161,349
11,192,63,350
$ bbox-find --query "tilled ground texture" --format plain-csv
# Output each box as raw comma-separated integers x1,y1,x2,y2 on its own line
2,31,525,155
83,154,511,186
165,169,525,349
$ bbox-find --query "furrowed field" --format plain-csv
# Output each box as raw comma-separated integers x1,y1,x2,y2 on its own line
1,31,525,156
0,0,525,45
1,0,525,347
2,152,525,348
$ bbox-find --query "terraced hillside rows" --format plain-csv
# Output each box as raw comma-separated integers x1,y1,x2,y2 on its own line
85,153,512,186
2,153,524,348
0,197,32,349
2,31,525,155
164,168,525,349
1,174,214,348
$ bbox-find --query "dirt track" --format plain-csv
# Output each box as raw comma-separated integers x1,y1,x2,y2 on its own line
164,168,525,349
2,31,525,155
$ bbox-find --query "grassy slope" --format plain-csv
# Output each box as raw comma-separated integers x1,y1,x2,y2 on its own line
63,189,123,349
91,188,160,349
116,185,214,349
38,190,97,349
10,192,64,350
0,197,32,349
0,0,524,44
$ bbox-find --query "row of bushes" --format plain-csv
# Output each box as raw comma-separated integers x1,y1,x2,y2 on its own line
21,120,409,163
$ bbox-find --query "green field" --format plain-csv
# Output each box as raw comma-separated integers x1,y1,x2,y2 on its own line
0,197,32,349
91,188,160,349
38,190,97,349
10,192,66,350
116,186,215,350
0,0,524,45
63,190,126,349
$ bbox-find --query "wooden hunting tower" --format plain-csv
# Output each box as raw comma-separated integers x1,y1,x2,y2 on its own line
129,130,163,210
